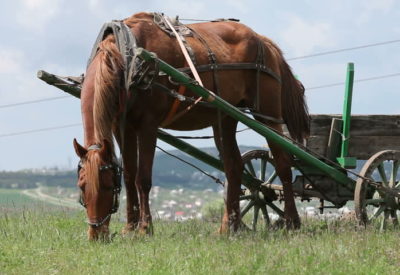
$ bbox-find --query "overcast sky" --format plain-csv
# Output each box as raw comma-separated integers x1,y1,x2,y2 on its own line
0,0,399,171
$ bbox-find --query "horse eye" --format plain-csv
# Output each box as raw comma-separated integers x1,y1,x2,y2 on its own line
78,182,85,191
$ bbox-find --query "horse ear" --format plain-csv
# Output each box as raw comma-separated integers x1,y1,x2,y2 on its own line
73,138,87,158
100,139,112,159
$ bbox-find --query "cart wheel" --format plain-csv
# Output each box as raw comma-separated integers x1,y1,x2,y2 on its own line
240,149,284,231
354,150,400,230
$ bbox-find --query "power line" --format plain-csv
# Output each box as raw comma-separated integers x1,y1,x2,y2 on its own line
0,95,70,109
1,39,399,110
0,70,399,139
307,72,400,91
0,123,82,138
288,39,400,61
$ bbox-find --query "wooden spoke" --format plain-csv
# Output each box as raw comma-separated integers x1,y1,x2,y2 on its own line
245,161,256,177
252,205,260,231
260,158,267,181
240,194,253,201
260,205,270,226
365,198,385,205
380,210,390,231
372,205,386,220
377,163,389,186
266,201,284,217
240,200,255,218
390,160,400,188
266,171,278,184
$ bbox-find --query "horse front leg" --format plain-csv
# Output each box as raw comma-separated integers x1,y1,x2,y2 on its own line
119,126,140,234
136,124,158,235
214,118,243,233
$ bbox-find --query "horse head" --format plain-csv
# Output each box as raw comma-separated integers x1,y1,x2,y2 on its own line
73,138,122,241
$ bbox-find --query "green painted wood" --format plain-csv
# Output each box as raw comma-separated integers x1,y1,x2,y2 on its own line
337,63,357,168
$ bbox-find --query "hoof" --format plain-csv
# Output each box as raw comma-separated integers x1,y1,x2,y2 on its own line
88,226,110,241
285,217,301,230
271,218,285,230
238,221,252,232
121,223,138,236
137,222,154,236
218,225,230,235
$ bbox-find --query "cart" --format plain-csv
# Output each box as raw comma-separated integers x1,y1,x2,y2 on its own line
38,51,400,231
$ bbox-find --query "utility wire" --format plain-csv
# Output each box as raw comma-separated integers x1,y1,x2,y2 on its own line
288,39,400,60
6,70,400,109
0,123,82,138
0,72,398,138
2,39,398,109
0,95,70,109
307,72,400,91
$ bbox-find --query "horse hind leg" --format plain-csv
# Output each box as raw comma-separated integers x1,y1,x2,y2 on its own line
213,118,243,233
248,87,301,229
266,131,300,229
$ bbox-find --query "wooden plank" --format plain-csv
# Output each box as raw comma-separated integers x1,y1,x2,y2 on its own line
37,70,81,99
326,118,343,161
307,136,400,160
311,114,400,136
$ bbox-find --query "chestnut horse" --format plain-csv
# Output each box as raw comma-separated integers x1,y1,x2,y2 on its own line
73,12,309,240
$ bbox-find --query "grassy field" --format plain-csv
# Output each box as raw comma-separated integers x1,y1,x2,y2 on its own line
1,206,400,275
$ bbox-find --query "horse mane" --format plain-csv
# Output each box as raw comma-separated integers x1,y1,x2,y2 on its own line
93,34,124,145
85,150,103,196
259,35,310,142
124,12,154,25
86,34,124,194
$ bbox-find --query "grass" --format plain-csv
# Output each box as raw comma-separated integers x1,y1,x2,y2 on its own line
0,189,37,206
1,206,400,275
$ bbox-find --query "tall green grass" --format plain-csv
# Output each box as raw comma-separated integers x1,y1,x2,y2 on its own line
1,207,400,274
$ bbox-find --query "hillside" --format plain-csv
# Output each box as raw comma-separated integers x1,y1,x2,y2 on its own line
0,146,259,191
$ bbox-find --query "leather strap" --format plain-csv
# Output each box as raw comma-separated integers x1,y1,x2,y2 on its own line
176,62,281,84
161,85,187,127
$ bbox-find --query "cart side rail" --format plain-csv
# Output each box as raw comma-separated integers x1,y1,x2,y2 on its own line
307,114,400,159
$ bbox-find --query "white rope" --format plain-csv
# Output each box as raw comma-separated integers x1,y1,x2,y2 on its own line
164,18,204,87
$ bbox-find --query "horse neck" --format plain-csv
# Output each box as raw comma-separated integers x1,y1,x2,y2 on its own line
82,35,124,150
81,59,97,148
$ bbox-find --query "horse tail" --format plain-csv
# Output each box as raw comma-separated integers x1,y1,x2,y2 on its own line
279,59,310,142
93,34,124,147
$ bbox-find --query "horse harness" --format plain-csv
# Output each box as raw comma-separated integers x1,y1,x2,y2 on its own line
78,13,284,219
86,13,283,127
77,144,122,228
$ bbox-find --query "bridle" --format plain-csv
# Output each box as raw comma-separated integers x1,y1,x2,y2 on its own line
77,144,123,228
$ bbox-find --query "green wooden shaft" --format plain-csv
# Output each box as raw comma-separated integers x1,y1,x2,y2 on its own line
340,63,354,158
136,48,355,188
37,70,257,188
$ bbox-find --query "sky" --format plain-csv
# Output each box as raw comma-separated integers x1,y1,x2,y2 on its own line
0,0,399,171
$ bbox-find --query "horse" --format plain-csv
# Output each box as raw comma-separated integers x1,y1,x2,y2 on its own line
73,12,310,240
